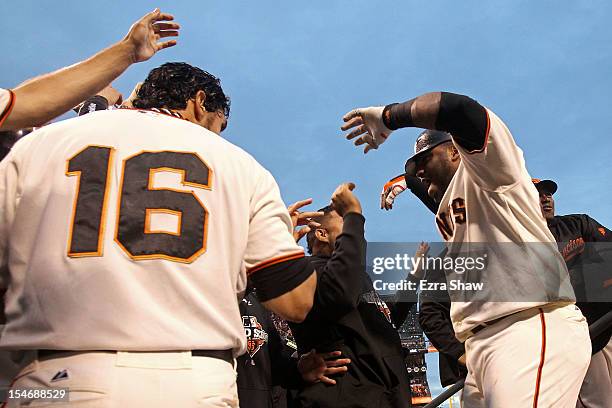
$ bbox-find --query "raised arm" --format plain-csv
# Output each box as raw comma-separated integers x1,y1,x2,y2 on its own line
343,92,524,190
341,92,488,154
0,9,179,130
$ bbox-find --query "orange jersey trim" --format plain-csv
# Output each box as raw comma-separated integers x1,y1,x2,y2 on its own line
247,251,305,276
0,89,16,128
532,308,547,408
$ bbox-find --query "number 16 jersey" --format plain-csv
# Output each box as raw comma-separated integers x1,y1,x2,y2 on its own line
0,109,306,355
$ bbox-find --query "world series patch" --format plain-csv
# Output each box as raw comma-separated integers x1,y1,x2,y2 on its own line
242,315,269,358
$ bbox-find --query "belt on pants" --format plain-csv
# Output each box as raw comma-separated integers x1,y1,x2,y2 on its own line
36,349,234,365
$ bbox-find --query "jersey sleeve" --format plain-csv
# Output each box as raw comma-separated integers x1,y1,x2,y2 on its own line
455,108,526,190
584,215,612,242
0,142,21,289
245,167,313,301
435,93,525,191
0,88,16,128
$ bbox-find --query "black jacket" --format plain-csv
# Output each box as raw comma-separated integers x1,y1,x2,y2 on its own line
237,292,300,408
547,214,612,353
290,213,412,408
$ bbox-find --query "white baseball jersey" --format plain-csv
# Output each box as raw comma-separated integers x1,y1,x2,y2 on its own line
0,109,305,355
435,108,575,341
0,88,15,127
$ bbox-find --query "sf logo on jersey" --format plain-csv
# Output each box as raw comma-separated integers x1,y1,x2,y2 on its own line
242,316,269,358
436,197,466,240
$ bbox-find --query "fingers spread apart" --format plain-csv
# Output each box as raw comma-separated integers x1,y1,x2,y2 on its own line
341,115,363,132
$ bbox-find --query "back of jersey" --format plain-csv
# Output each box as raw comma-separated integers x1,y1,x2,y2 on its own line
0,109,302,354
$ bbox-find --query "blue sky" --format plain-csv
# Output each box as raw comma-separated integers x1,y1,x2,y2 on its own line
2,0,611,399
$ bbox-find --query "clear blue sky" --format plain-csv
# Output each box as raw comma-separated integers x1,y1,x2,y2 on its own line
2,0,611,399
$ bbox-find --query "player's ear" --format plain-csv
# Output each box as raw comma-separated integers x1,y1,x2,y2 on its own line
194,90,208,121
314,228,329,243
448,145,460,162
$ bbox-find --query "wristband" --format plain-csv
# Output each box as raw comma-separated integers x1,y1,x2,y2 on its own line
383,100,415,130
76,95,109,116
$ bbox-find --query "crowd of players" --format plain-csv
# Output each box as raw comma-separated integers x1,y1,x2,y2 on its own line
0,7,611,408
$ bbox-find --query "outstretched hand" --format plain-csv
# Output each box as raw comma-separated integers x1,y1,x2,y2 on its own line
123,9,180,63
341,106,394,154
298,350,351,385
287,198,323,242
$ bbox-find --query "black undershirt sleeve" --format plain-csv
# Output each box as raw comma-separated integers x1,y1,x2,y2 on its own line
250,257,315,302
384,92,489,153
435,92,489,153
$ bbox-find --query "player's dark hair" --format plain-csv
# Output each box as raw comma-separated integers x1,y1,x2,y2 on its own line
306,205,334,255
133,62,230,118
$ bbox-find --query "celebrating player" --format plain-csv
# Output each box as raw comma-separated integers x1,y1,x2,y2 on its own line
0,9,179,131
341,92,591,407
0,62,319,407
288,183,413,408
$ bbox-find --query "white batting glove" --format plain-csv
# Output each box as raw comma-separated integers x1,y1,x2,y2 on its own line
341,106,394,154
381,175,407,210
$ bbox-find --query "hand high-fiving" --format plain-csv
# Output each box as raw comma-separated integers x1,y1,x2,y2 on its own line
287,198,323,243
123,9,180,63
341,106,394,154
331,183,362,217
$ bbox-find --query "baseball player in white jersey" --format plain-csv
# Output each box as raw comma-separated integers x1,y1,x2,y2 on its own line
0,9,180,132
0,8,180,390
0,62,319,407
341,92,591,407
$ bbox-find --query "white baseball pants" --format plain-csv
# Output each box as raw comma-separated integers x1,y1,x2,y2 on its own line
462,304,591,408
3,351,238,408
576,337,612,408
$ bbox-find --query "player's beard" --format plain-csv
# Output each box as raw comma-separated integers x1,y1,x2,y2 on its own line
429,160,457,203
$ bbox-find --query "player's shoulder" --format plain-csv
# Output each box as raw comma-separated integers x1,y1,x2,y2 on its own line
555,214,592,230
560,213,590,221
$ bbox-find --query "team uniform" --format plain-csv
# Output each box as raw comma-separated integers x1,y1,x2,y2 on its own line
0,89,15,128
401,95,591,407
0,109,313,407
237,291,300,408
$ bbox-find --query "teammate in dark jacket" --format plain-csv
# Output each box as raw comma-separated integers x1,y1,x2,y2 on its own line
533,178,612,408
288,183,412,408
237,291,352,408
533,179,612,352
237,291,300,408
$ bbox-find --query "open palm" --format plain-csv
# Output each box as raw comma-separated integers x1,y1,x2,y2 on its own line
124,9,180,63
